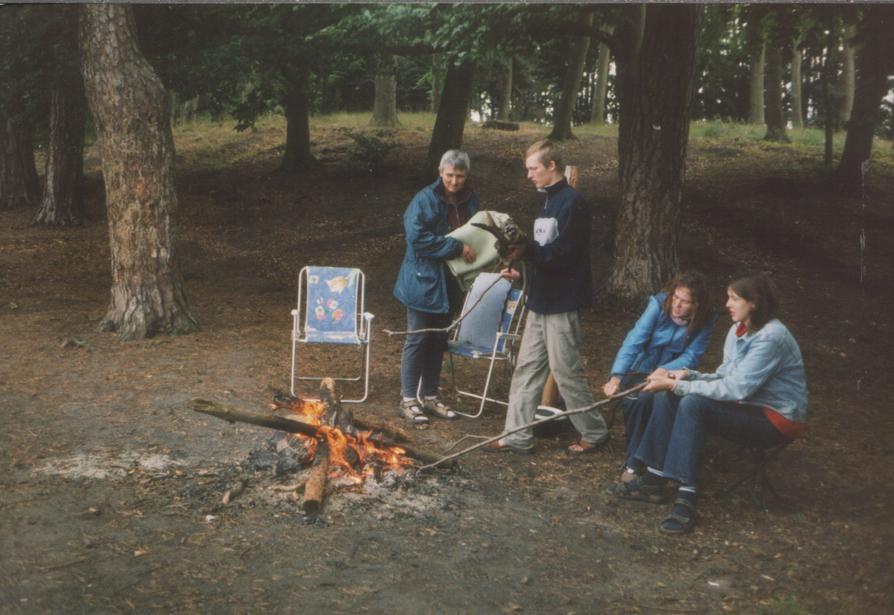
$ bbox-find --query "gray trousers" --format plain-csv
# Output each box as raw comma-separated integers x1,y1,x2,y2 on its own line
503,310,608,449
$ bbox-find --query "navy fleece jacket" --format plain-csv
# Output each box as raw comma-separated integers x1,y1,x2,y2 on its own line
523,178,592,314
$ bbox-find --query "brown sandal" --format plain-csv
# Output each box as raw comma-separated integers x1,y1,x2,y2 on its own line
567,438,608,454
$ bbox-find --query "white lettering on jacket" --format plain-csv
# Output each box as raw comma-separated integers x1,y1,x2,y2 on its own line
533,217,559,246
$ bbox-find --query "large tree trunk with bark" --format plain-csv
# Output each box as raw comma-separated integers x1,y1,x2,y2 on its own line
494,59,513,121
590,41,611,125
790,42,804,129
835,6,894,189
764,37,789,142
281,63,314,173
80,5,198,340
748,41,765,124
607,4,700,298
430,53,443,114
370,54,399,128
548,11,593,141
426,60,473,177
33,69,87,226
0,106,39,211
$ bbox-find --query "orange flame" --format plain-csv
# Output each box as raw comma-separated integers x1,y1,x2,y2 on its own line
280,397,415,481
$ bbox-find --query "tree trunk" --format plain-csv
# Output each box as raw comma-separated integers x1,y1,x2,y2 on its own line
80,5,198,340
370,54,399,128
590,41,611,125
823,21,838,167
764,38,789,142
548,11,593,141
495,59,513,120
281,63,314,173
430,53,443,114
32,70,87,226
425,60,473,178
835,6,894,189
748,40,765,124
608,5,701,298
839,23,856,127
790,42,804,129
0,106,39,211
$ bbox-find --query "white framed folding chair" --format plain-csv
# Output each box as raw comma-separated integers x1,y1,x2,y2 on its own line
290,266,374,403
446,272,527,418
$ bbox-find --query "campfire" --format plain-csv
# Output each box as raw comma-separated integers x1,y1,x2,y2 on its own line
190,378,442,518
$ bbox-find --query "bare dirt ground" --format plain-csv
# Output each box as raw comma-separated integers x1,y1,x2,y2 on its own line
2,120,893,614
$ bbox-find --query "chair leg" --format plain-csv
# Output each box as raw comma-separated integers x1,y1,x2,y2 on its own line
721,444,788,511
451,349,503,419
290,337,298,397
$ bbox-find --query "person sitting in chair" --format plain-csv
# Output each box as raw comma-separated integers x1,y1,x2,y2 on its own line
603,271,715,484
607,274,807,534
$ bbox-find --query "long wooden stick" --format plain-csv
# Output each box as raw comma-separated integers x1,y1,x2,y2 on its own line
189,398,446,466
190,399,321,438
417,382,647,471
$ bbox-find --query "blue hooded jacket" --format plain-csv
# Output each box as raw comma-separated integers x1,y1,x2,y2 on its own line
393,179,479,314
610,292,715,376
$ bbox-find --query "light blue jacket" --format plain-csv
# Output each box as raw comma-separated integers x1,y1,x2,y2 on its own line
610,293,714,376
393,179,479,314
674,319,808,423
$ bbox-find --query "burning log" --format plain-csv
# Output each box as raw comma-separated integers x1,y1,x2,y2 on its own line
302,441,329,516
191,399,444,466
190,399,322,438
192,378,452,517
270,389,411,443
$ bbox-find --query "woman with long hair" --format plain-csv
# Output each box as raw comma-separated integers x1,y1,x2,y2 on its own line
608,274,808,534
603,271,715,466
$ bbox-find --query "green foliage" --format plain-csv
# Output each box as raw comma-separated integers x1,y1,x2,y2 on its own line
694,5,752,121
0,5,76,125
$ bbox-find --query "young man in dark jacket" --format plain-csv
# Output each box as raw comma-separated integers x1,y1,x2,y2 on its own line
486,140,608,453
393,150,477,426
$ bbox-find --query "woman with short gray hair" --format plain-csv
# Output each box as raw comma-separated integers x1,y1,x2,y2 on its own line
393,150,478,425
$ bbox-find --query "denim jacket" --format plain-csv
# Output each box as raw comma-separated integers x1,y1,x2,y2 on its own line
674,319,808,423
610,292,714,376
393,179,479,314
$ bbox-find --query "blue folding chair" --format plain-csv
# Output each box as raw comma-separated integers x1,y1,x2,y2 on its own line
446,272,526,418
290,266,374,403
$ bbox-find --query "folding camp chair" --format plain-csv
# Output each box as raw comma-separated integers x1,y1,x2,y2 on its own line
446,272,526,418
718,440,792,512
290,266,374,403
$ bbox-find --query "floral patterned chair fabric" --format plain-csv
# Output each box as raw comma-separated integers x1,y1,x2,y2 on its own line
303,267,362,344
291,266,374,403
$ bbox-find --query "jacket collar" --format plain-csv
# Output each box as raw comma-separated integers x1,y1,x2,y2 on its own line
538,177,568,196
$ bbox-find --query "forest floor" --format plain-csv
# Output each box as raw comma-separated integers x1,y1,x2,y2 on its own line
1,116,893,614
